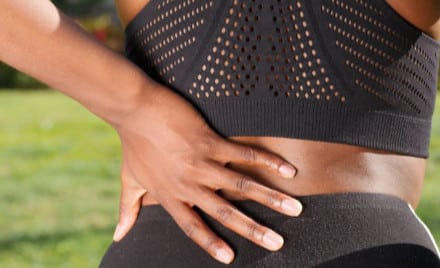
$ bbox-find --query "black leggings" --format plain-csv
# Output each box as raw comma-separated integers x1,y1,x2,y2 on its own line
100,193,440,267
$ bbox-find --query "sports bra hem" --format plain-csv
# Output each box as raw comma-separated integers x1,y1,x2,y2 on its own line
195,97,431,158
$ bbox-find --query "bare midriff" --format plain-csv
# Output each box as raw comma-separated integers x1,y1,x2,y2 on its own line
115,0,440,208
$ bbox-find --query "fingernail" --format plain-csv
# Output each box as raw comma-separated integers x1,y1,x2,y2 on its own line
281,199,303,216
263,231,284,251
113,224,122,240
279,164,297,178
216,248,234,264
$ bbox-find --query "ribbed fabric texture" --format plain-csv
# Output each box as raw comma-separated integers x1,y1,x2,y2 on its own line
125,0,440,157
100,193,440,267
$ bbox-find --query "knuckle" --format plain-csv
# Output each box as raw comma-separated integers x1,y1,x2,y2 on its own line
235,176,252,193
203,236,221,253
266,190,282,207
215,205,234,223
182,220,201,239
242,147,258,162
177,158,204,181
271,157,284,169
198,134,217,155
173,173,191,189
179,186,204,204
180,154,200,169
261,154,280,170
247,222,264,242
173,180,188,194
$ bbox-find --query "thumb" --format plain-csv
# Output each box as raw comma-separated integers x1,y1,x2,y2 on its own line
113,166,146,241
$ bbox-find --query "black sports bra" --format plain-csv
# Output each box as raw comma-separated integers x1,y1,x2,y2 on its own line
125,0,440,157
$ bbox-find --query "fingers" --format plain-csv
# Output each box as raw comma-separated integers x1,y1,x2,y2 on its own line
113,163,147,241
163,201,235,264
195,190,285,252
216,140,297,179
204,162,302,216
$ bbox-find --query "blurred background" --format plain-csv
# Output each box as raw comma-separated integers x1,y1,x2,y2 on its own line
0,0,123,89
0,1,439,267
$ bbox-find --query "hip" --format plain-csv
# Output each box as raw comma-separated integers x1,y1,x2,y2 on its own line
101,192,440,268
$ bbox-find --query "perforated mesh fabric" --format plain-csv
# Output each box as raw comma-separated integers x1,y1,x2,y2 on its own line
125,0,440,157
322,0,438,117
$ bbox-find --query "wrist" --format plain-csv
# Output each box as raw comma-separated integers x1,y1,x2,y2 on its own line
100,74,163,129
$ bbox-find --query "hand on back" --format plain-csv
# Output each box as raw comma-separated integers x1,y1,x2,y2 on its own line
112,84,302,264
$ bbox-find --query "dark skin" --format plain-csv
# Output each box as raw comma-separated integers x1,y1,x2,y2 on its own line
115,0,440,208
5,0,437,265
114,0,440,263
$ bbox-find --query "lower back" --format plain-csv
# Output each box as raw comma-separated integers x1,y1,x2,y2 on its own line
223,136,426,208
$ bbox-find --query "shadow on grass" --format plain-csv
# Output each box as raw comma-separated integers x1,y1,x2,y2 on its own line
0,225,114,251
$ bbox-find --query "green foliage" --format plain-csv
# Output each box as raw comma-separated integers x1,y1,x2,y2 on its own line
76,15,124,52
0,90,439,267
0,63,46,89
0,63,16,88
51,0,110,17
0,7,123,89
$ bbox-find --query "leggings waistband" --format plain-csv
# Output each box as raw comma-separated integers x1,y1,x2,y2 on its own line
101,192,440,268
137,192,410,222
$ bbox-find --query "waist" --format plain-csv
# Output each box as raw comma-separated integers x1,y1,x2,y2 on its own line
142,137,426,208
123,193,440,268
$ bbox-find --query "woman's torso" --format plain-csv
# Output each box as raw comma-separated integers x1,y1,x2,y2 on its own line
115,0,440,208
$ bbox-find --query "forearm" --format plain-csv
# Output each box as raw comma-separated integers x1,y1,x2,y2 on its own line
0,0,159,125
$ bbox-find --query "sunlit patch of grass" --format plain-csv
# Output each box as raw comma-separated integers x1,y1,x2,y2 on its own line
0,90,120,268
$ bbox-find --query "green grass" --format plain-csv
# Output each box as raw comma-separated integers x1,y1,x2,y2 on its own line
0,90,120,268
0,90,439,267
418,95,440,246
